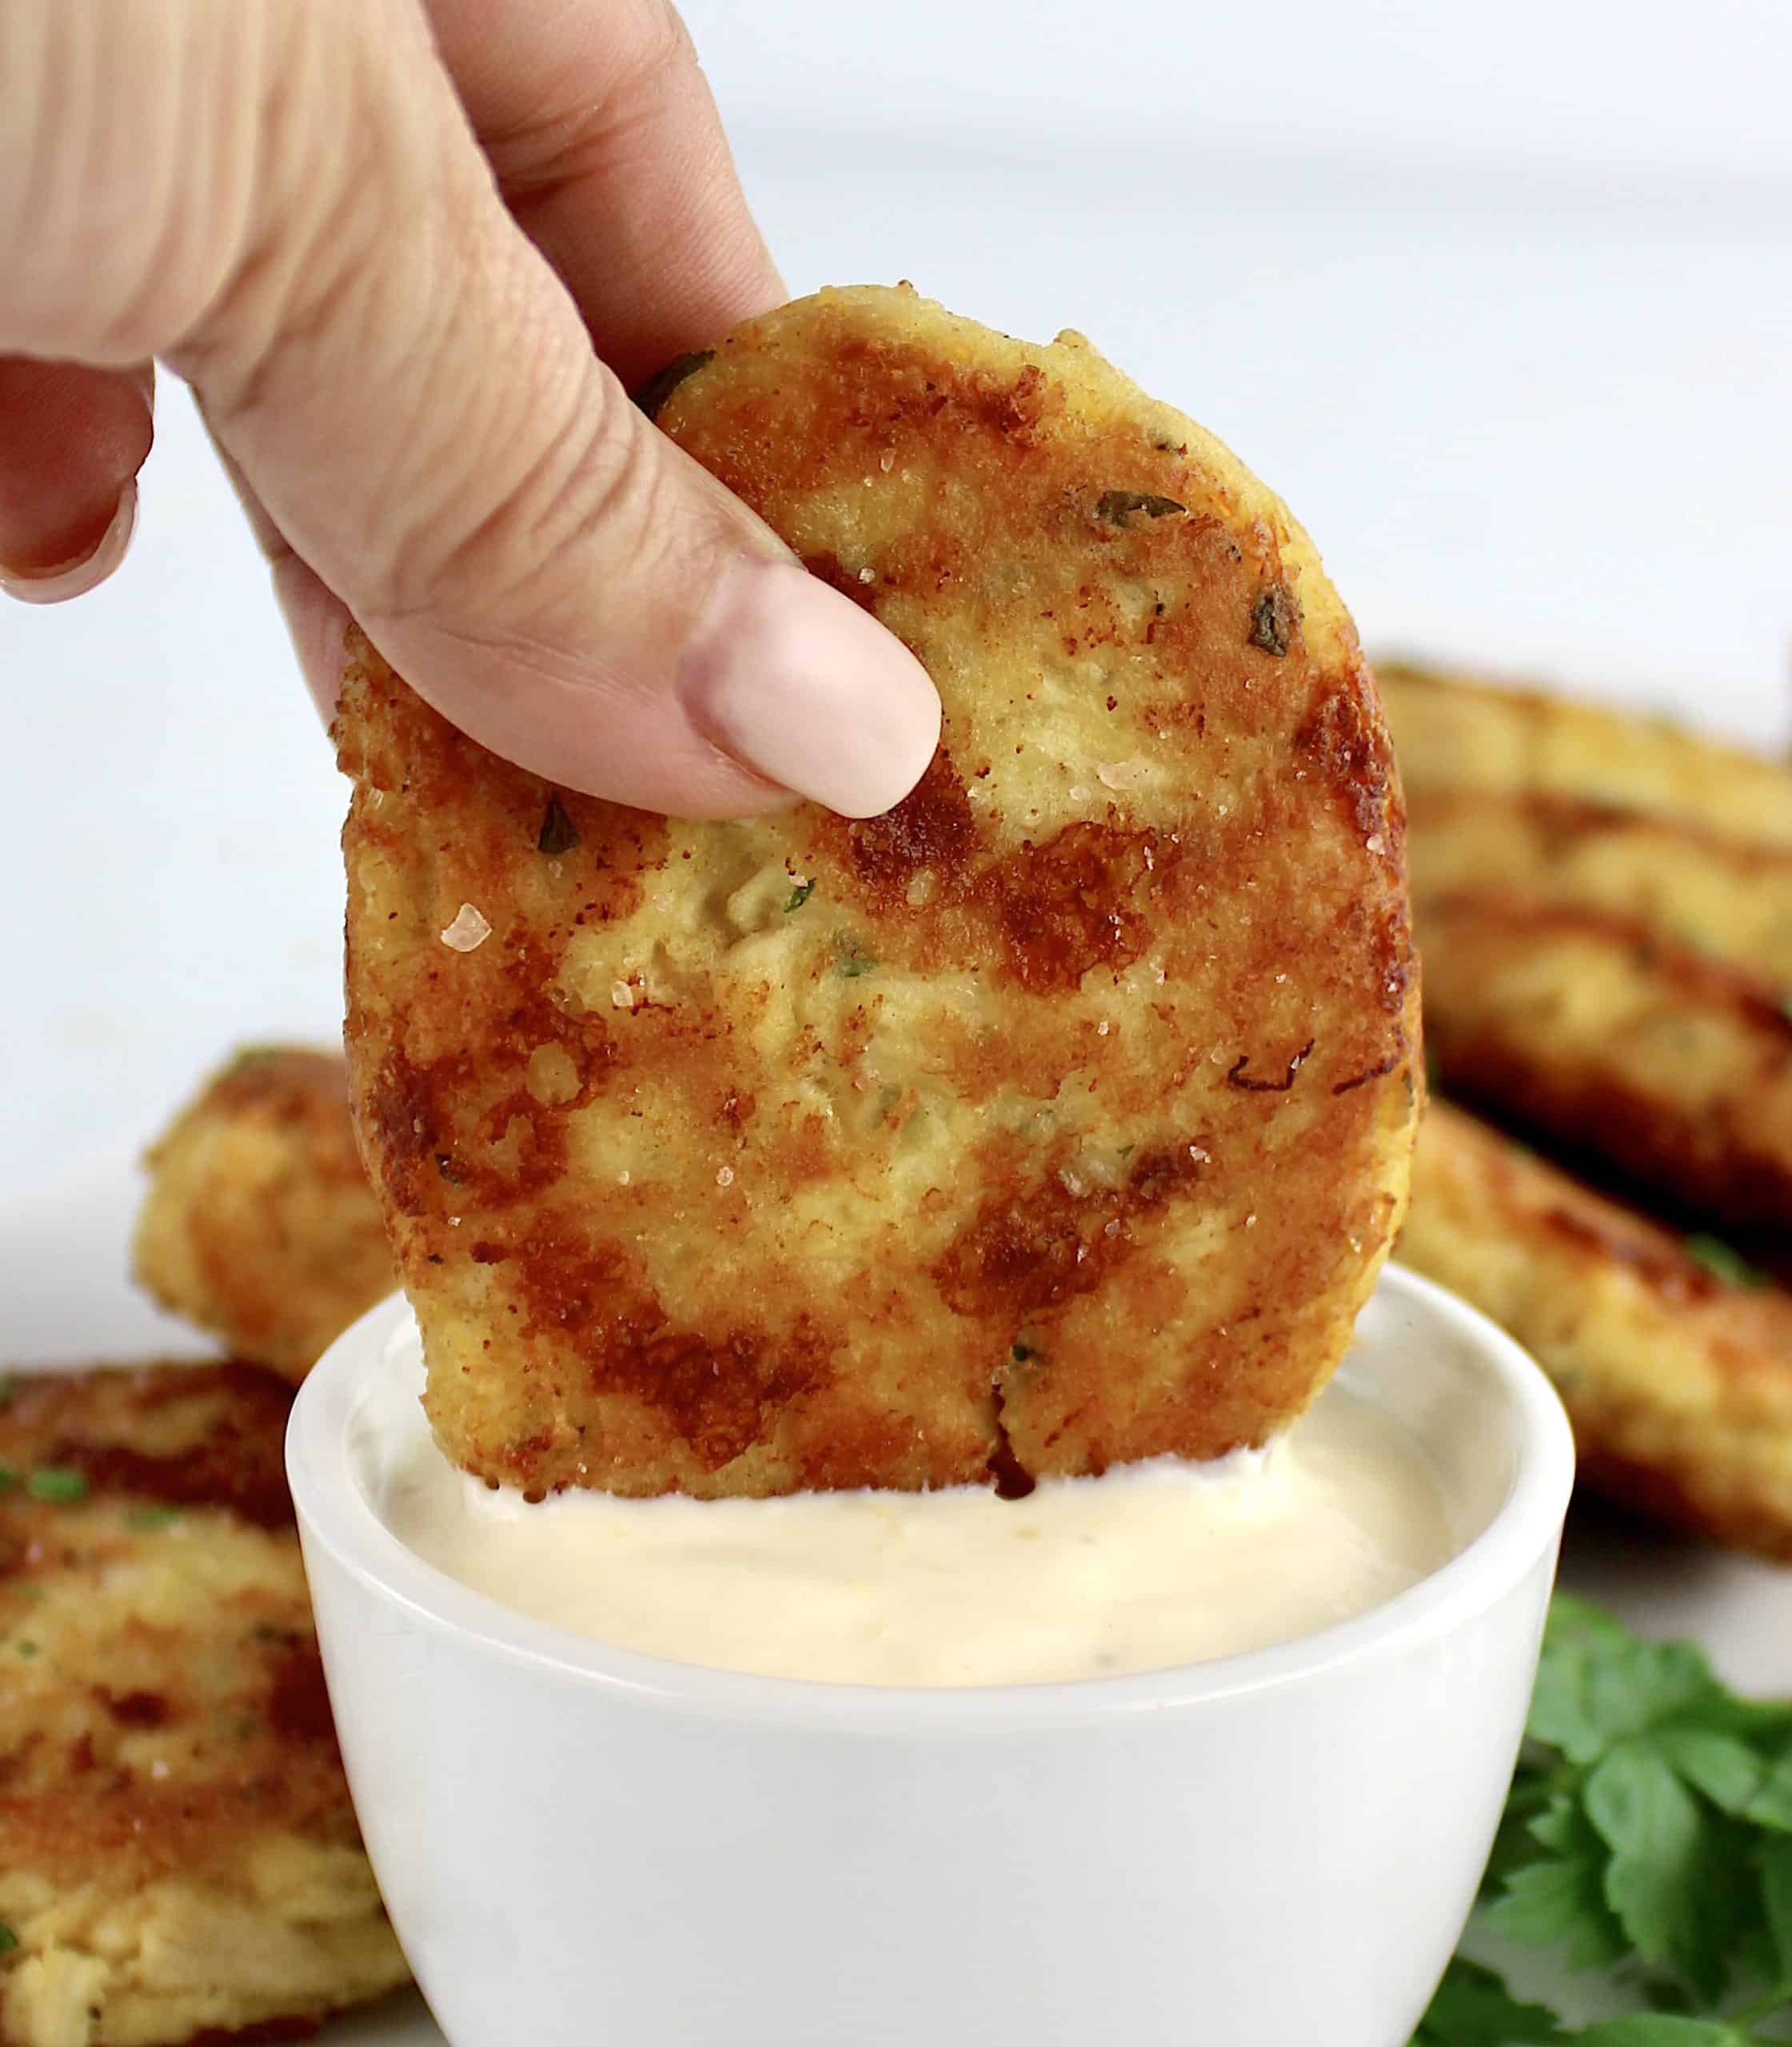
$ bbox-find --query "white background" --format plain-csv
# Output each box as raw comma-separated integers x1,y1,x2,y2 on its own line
4,0,1790,1171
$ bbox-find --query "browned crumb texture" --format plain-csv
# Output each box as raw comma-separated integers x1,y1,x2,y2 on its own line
1377,656,1792,848
1402,1101,1792,1561
338,283,1421,1499
1407,787,1792,987
0,1363,409,2045
1419,894,1792,1240
132,1047,394,1381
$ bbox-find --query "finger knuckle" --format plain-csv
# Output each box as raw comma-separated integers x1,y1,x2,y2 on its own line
365,353,677,632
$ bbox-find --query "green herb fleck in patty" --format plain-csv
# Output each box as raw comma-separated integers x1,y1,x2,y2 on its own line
537,795,580,856
1686,1235,1768,1290
26,1467,88,1504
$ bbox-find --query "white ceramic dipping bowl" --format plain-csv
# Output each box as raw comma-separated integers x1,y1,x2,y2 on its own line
289,1263,1573,2047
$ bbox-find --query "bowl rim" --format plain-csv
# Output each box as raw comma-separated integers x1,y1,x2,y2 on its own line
287,1261,1574,1731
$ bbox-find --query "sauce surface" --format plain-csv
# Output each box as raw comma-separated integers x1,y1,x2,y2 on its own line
377,1378,1455,1687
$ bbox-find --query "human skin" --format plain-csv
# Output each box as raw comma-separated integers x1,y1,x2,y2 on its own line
0,0,940,819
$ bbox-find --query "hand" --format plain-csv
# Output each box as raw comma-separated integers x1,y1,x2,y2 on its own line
0,0,940,816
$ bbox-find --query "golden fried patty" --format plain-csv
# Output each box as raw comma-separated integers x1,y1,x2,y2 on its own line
133,1048,394,1381
338,284,1421,1499
1378,657,1792,848
1419,895,1792,1240
0,1363,409,2046
1407,788,1792,985
1402,1101,1792,1560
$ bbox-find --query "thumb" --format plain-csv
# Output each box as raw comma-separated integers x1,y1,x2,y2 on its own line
2,0,939,817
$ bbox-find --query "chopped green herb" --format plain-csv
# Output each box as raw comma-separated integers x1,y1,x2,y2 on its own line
0,1462,18,1492
1093,489,1185,528
0,1371,13,1407
128,1506,183,1532
537,795,580,856
27,1467,87,1504
1781,992,1792,1027
14,1640,38,1658
784,879,816,913
1248,584,1297,656
1411,1594,1792,2042
0,1921,16,1957
1011,1343,1038,1364
632,349,714,420
836,940,876,980
1686,1235,1768,1290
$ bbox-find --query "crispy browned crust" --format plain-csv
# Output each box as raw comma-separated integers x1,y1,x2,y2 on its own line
1419,894,1792,1239
337,284,1422,1498
1407,787,1792,985
1377,657,1792,848
132,1048,394,1380
0,1363,408,2042
1401,1101,1792,1560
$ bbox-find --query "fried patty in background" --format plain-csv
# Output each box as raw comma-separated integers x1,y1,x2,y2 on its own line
0,1363,409,2047
1378,658,1792,846
133,1049,394,1381
1403,1103,1792,1561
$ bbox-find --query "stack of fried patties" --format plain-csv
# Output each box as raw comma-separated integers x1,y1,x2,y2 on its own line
1385,660,1792,1560
0,1051,404,2047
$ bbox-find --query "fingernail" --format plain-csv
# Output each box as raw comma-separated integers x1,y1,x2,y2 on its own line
0,480,137,605
680,557,942,817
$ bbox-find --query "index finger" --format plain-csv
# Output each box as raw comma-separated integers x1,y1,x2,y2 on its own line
425,0,782,385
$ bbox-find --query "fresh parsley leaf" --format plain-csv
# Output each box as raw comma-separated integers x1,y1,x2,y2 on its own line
1491,1853,1629,1969
1650,1728,1769,1817
1411,1957,1564,2044
1758,1834,1792,1984
836,939,876,979
0,1371,14,1407
1485,1774,1570,1889
1530,1792,1599,1856
1545,1594,1636,1654
784,879,816,912
0,1919,16,1957
1584,1742,1732,2001
26,1466,86,1504
0,1462,18,1492
1576,2021,1750,2045
1531,1635,1720,1766
1745,1746,1792,1833
1418,1598,1792,2045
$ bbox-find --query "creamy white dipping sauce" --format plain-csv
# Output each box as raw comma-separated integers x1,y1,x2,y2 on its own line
378,1379,1455,1688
